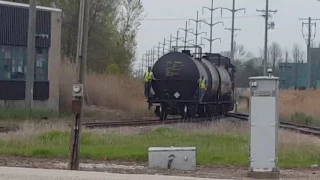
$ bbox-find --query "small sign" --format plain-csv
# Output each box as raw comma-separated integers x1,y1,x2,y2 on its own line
252,90,276,97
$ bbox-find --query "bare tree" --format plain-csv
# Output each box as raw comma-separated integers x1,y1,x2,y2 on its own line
292,43,305,89
268,42,282,71
292,44,304,63
220,44,253,61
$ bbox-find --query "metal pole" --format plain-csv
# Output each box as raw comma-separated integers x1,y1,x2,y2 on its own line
202,0,224,53
219,3,245,62
68,0,90,170
307,17,311,89
230,0,236,62
178,21,194,50
299,17,320,88
209,0,214,52
176,30,179,47
195,11,199,54
184,22,188,50
76,0,84,80
25,0,36,109
263,0,269,76
189,11,207,56
157,42,160,59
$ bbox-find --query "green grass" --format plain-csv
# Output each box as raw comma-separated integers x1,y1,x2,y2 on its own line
0,127,319,168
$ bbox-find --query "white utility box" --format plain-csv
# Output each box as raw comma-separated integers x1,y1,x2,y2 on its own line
248,74,280,177
148,147,196,171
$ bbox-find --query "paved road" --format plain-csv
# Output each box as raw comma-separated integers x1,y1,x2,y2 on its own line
0,166,232,180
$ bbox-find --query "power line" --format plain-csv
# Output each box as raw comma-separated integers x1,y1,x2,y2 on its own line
141,15,260,21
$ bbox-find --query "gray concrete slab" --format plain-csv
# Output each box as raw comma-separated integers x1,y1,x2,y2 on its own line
0,166,232,180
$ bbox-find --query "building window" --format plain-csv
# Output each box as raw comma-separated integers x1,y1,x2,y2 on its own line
0,45,48,81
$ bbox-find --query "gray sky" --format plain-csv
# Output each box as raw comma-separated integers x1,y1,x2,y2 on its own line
135,0,320,69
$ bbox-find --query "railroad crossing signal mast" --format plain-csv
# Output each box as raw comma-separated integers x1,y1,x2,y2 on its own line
219,0,246,63
69,0,90,170
299,17,320,89
201,0,224,53
256,0,277,76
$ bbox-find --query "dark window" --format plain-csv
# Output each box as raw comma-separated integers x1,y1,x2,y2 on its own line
0,44,48,81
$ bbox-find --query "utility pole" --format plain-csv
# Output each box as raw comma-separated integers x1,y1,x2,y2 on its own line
160,38,169,54
257,0,277,75
178,21,194,50
25,0,36,109
151,48,155,65
165,34,175,51
155,42,162,59
146,50,151,68
68,0,90,170
153,46,158,64
201,37,221,49
220,0,246,63
172,30,184,51
225,27,241,57
141,55,145,74
188,11,207,55
299,17,320,89
202,0,224,53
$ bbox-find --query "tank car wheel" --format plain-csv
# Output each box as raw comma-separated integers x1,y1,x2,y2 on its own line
206,105,214,119
188,105,196,119
159,104,167,120
160,111,167,120
182,104,189,120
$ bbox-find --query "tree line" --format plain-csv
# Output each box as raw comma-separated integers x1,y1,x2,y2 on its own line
6,0,144,75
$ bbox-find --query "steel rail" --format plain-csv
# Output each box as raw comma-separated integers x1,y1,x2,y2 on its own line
227,112,320,137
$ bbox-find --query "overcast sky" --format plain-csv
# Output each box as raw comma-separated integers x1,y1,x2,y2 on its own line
134,0,320,69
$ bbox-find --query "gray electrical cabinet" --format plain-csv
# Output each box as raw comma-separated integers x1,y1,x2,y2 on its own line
148,147,196,171
248,76,280,175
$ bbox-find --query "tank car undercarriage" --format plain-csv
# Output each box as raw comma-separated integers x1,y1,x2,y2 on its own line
149,94,234,120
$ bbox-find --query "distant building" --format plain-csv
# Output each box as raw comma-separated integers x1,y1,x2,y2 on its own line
0,1,62,110
279,48,320,89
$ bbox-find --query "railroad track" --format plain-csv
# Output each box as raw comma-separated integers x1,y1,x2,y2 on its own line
227,113,320,137
0,125,19,133
1,113,320,137
82,117,211,129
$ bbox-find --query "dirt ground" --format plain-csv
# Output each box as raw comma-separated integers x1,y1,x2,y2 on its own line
0,156,319,180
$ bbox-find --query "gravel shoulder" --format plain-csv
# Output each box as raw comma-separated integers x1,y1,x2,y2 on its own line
0,156,320,179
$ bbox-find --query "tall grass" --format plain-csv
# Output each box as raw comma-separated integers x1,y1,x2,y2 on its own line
239,90,320,125
59,60,149,118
